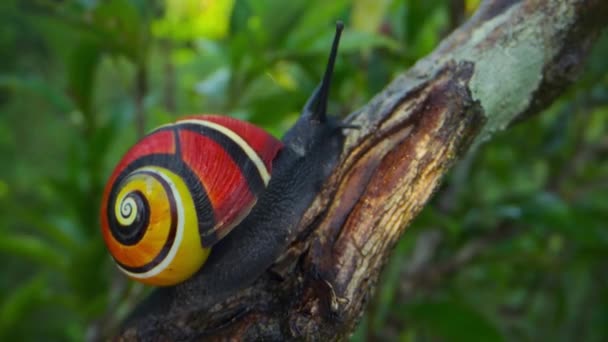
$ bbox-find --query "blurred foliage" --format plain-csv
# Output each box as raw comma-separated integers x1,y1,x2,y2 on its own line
0,0,605,341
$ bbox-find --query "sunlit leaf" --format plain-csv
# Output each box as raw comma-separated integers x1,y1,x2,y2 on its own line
153,0,235,40
465,0,482,14
352,0,392,34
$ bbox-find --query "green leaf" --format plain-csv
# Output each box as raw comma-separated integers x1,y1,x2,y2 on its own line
285,0,351,50
67,38,102,124
0,75,73,113
0,274,48,338
404,299,505,342
0,235,67,272
305,29,400,56
67,239,110,298
0,179,8,200
245,0,308,48
92,0,146,61
14,208,82,253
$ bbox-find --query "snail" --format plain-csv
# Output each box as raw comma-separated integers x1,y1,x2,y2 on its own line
100,115,283,286
100,22,346,292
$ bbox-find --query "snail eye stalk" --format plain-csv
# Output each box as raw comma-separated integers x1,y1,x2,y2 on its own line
307,21,345,123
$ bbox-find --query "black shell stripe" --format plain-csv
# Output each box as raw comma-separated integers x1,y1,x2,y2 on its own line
107,153,216,246
113,169,178,274
110,190,150,245
176,122,266,196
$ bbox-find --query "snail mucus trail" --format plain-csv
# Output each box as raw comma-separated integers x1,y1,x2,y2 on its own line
110,22,347,322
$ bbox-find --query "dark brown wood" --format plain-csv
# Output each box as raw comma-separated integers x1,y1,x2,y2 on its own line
118,0,608,340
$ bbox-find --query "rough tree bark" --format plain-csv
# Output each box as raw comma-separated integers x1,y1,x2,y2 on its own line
119,0,607,340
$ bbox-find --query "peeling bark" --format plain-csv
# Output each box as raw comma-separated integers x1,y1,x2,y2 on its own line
118,0,608,340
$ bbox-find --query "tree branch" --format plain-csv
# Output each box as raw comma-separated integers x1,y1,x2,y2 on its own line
118,0,608,340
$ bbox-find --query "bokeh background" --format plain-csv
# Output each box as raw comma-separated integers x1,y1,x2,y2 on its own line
1,0,607,341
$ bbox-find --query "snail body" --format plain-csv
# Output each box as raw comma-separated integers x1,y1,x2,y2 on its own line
101,22,345,297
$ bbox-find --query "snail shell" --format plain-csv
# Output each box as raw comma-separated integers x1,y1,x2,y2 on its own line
100,115,283,286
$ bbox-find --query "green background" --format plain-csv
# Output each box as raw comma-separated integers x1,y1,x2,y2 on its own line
1,0,607,341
